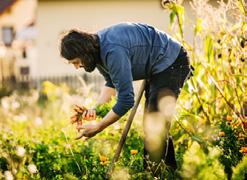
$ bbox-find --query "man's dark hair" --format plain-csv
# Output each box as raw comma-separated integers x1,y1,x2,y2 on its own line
60,29,100,72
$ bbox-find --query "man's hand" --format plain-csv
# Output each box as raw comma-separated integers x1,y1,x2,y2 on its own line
70,106,96,132
76,110,120,140
75,123,102,140
70,105,86,124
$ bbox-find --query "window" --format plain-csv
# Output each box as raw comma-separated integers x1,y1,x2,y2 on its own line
20,66,29,75
2,26,15,47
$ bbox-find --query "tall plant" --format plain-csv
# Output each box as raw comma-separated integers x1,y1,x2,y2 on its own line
162,0,246,178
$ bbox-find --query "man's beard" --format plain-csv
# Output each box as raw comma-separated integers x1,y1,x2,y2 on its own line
83,55,96,72
84,64,96,72
80,53,99,73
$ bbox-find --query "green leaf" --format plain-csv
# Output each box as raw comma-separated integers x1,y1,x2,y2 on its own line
204,35,215,62
175,4,184,25
191,135,204,144
174,4,184,38
238,0,246,15
194,18,203,35
169,11,176,27
241,22,247,33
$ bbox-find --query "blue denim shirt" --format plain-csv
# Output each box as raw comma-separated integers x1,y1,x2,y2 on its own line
96,22,181,116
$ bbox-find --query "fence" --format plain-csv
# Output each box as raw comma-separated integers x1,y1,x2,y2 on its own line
0,73,105,93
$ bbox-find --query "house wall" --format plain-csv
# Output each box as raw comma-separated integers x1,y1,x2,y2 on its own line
0,0,36,39
0,0,37,79
37,0,195,77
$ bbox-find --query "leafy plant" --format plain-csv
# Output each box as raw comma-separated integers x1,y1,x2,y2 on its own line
164,0,246,179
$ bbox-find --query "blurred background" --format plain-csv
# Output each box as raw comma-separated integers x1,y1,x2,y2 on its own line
0,0,219,94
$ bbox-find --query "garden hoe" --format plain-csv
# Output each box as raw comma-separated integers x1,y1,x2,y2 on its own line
106,80,146,178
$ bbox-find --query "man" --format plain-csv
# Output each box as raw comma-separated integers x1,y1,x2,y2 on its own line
60,22,193,170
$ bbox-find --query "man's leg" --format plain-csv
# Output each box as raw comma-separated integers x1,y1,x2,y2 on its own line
144,82,167,168
144,47,192,171
144,87,177,168
157,89,178,170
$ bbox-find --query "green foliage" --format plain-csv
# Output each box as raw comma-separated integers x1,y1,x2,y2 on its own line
0,82,145,179
165,0,246,179
0,127,107,179
214,121,243,179
204,35,214,63
181,141,226,179
232,156,247,180
121,129,144,173
0,119,144,179
163,1,184,40
194,18,203,35
0,87,12,99
95,98,115,118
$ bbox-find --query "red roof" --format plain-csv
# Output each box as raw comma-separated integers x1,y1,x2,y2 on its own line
0,0,17,15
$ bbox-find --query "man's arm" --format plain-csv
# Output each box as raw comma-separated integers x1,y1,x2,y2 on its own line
98,110,120,130
77,46,134,139
81,85,116,121
76,86,118,139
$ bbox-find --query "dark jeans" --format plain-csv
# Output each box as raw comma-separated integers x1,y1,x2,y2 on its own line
145,46,193,111
144,46,193,169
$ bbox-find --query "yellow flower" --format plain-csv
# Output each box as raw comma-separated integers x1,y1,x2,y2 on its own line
42,81,56,95
99,155,108,162
218,131,225,137
130,150,138,155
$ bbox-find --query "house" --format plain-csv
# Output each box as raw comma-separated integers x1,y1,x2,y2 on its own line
1,0,221,80
0,0,37,84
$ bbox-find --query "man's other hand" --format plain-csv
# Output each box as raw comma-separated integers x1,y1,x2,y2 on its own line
75,123,102,140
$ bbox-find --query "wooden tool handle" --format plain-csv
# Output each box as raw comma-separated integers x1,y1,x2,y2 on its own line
107,80,146,177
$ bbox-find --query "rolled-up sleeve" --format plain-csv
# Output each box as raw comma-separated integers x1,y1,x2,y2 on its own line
105,46,135,116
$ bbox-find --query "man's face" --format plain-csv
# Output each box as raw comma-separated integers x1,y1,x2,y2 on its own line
69,58,84,69
68,57,96,72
